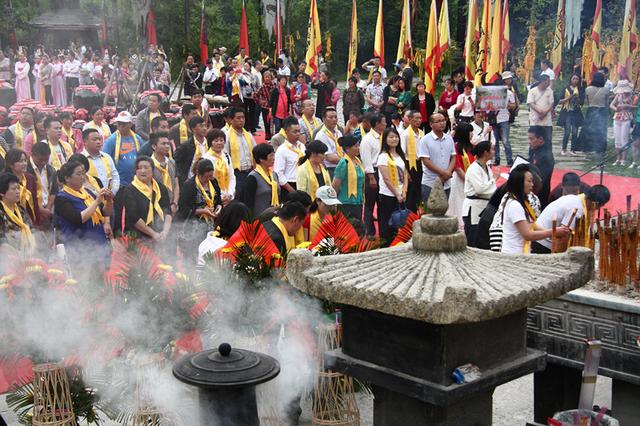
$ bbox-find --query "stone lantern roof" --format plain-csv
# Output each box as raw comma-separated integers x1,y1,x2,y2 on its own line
287,180,594,324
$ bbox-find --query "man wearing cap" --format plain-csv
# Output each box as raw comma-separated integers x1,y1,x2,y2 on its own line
308,185,341,242
135,93,165,141
493,71,517,166
102,111,143,186
526,74,554,153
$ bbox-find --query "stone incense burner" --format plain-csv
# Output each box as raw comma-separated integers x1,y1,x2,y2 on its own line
287,180,594,425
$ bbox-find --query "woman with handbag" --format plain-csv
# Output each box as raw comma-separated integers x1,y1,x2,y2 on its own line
462,141,500,248
376,127,408,245
558,75,583,156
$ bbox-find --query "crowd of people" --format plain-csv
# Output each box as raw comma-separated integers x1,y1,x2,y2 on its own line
0,43,633,275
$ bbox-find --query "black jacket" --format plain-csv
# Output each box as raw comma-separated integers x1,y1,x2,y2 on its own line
529,147,555,210
176,176,222,222
173,137,199,186
269,86,292,118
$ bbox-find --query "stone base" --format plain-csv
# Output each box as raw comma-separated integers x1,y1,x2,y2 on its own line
372,385,493,426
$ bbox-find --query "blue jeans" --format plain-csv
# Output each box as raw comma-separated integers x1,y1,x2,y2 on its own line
562,113,579,151
273,117,285,134
493,121,513,164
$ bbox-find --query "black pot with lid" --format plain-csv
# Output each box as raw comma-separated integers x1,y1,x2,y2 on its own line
173,342,280,425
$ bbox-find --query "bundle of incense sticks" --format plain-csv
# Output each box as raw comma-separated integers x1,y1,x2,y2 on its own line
596,197,639,290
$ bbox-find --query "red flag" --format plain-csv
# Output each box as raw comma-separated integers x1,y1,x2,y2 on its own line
275,0,282,58
239,1,250,56
146,7,158,48
199,0,208,64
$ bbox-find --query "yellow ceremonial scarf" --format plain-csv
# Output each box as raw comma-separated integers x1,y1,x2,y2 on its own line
272,216,295,253
406,127,423,170
152,156,173,192
305,160,330,200
345,155,363,198
208,149,230,191
87,121,111,139
229,128,253,170
387,154,400,189
358,124,369,138
323,127,343,157
179,119,189,143
48,139,73,170
30,158,47,208
523,200,538,254
461,149,471,171
286,141,304,158
18,175,35,220
562,87,579,110
231,76,240,96
193,136,207,164
84,151,112,182
1,201,35,252
301,115,318,138
579,194,592,247
131,176,164,225
254,165,279,207
62,184,104,226
195,176,216,222
14,122,34,150
61,126,75,149
114,130,140,164
309,211,323,242
0,144,5,158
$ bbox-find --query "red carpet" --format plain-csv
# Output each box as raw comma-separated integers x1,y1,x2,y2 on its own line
254,130,267,144
500,166,640,213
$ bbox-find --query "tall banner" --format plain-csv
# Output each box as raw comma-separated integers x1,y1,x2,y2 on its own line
396,0,412,62
304,0,322,76
590,0,602,76
274,0,282,58
424,0,439,94
475,0,491,85
463,0,479,80
374,0,385,66
501,0,510,63
239,1,250,56
199,0,208,63
618,0,638,81
486,0,503,83
347,0,359,77
550,0,565,77
146,7,157,48
438,0,450,66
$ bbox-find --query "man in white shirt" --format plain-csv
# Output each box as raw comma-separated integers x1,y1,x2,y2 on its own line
470,110,496,145
276,58,291,79
418,113,456,202
532,185,610,254
79,55,94,85
540,59,555,88
360,113,386,237
202,59,217,94
401,111,425,211
82,128,120,194
365,71,385,112
63,53,80,104
274,117,305,195
314,107,343,176
526,74,554,153
223,108,257,195
298,100,322,144
362,56,387,82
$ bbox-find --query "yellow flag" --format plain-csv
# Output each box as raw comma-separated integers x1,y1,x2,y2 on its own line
424,0,439,94
304,0,322,76
486,0,503,83
438,0,450,68
347,0,358,77
590,0,602,77
618,0,638,81
396,0,412,62
550,0,564,78
501,0,510,63
475,0,491,85
374,0,384,66
463,0,479,80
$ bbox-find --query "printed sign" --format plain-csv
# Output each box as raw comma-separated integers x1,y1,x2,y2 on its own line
476,86,508,111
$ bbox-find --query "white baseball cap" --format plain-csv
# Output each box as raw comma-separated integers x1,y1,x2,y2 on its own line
114,110,133,123
315,186,341,206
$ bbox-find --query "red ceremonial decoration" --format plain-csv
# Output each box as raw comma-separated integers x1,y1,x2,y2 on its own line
239,1,250,56
199,0,208,64
146,7,158,48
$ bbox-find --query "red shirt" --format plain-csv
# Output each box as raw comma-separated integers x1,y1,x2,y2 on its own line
275,88,289,119
454,145,476,172
439,89,459,112
419,98,428,123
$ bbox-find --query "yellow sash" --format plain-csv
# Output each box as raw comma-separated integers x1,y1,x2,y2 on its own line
305,160,330,200
85,174,102,193
309,211,323,241
523,200,538,254
195,176,216,222
61,126,75,149
193,136,207,164
286,141,304,158
301,115,319,138
149,111,161,126
323,127,343,157
254,165,279,207
207,150,230,192
48,139,73,170
278,128,288,138
114,130,140,164
131,176,164,225
461,149,471,171
84,151,112,182
387,155,400,189
579,194,592,247
0,144,5,158
87,121,111,139
1,201,35,251
358,124,369,138
406,127,423,170
272,216,294,252
30,158,47,208
229,128,253,170
18,175,35,220
179,119,189,143
14,122,34,150
62,184,104,226
152,156,173,192
345,155,363,198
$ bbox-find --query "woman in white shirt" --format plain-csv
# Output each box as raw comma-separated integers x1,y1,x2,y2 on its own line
462,141,500,248
500,164,568,254
376,127,408,245
455,81,476,124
